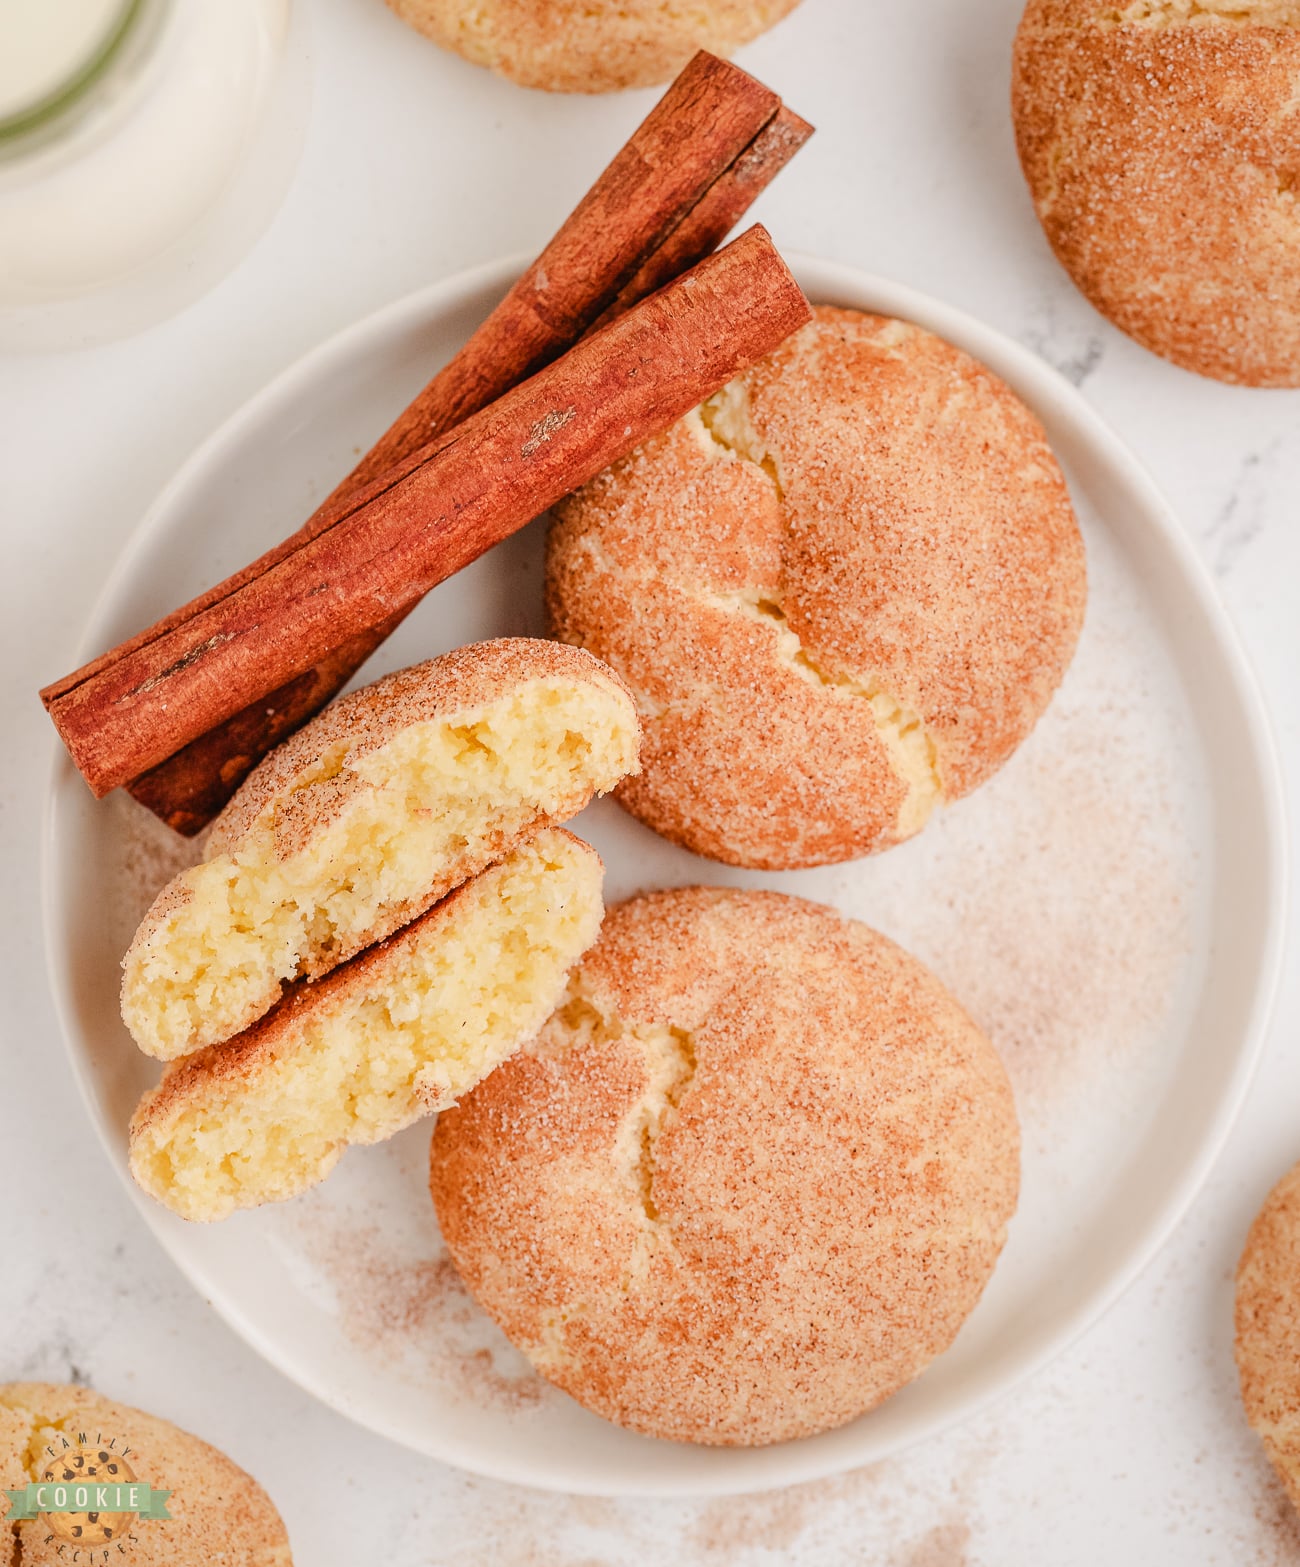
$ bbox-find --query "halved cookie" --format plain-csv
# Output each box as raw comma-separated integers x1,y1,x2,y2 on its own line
121,639,637,1059
129,828,604,1221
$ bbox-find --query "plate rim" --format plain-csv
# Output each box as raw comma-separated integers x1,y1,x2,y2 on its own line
41,251,1290,1496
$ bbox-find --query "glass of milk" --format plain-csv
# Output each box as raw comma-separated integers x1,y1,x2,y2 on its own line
0,0,310,350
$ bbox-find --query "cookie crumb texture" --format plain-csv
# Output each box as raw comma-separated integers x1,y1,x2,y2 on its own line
548,307,1085,869
382,0,805,93
430,886,1020,1447
1013,0,1300,385
129,830,604,1222
0,1382,291,1566
1236,1160,1300,1510
121,640,637,1060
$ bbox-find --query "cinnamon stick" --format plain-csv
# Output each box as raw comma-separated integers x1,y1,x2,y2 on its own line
590,105,814,332
44,227,812,798
350,50,785,480
46,52,781,704
63,54,811,832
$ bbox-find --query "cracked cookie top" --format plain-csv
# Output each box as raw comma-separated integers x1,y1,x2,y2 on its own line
546,305,1086,869
428,886,1021,1447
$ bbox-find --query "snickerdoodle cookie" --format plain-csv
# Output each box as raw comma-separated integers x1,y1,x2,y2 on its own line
382,1,804,93
1013,0,1300,385
547,305,1086,869
429,886,1020,1446
1236,1159,1300,1509
0,1382,290,1565
130,829,604,1222
121,639,636,1060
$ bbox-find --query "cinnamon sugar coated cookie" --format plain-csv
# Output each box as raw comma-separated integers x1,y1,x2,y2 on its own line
1013,0,1300,385
130,830,604,1222
381,0,804,92
547,306,1086,869
0,1382,290,1565
1236,1160,1300,1508
430,887,1020,1446
121,639,637,1060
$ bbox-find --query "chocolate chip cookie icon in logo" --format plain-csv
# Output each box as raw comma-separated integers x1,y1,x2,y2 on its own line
6,1429,171,1550
38,1437,141,1546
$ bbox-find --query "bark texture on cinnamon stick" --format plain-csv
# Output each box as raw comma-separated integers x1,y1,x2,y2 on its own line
45,51,780,707
67,52,811,833
591,104,814,332
352,49,783,479
44,227,812,799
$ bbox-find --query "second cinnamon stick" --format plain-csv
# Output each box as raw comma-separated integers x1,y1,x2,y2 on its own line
44,227,812,797
47,51,782,704
102,53,810,832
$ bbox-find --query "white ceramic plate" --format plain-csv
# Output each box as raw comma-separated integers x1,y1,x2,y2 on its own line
43,256,1286,1496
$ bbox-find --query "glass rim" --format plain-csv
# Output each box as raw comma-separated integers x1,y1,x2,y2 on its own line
0,0,153,145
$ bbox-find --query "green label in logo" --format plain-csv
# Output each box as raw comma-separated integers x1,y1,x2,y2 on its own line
5,1481,172,1520
11,1432,173,1547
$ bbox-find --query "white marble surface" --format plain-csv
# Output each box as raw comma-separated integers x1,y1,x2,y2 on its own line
2,0,1299,1560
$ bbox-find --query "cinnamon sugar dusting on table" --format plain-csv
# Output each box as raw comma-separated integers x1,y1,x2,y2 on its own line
684,1448,987,1564
688,1486,821,1558
897,1522,973,1567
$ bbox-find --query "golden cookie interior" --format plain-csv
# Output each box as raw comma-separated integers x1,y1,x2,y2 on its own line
129,828,604,1222
121,639,637,1059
